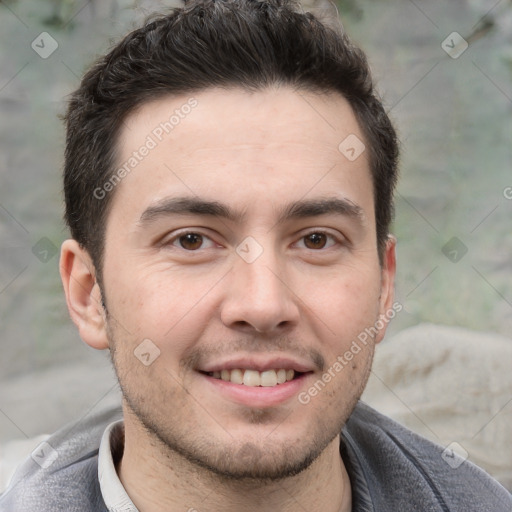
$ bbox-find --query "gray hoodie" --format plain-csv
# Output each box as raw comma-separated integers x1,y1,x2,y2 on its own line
0,402,510,511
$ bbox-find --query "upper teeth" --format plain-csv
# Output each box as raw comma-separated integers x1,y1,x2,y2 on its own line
209,369,295,387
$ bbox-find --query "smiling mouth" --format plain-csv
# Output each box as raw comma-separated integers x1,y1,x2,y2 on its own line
201,368,306,387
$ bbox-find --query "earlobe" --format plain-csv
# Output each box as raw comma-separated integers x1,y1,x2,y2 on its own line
59,239,109,350
375,235,397,344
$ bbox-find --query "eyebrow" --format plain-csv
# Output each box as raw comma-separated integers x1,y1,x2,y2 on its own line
137,196,364,228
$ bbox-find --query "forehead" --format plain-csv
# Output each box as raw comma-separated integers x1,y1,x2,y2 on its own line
120,86,362,155
108,86,373,225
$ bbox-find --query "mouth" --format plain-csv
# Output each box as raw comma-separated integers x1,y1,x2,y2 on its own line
200,368,304,387
196,356,316,406
199,368,311,408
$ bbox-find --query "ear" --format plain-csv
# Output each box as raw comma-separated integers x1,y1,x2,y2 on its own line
59,239,109,350
375,235,397,344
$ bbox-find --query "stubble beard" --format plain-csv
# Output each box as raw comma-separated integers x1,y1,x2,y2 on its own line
105,317,374,484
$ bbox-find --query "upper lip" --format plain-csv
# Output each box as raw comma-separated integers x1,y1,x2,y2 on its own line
198,355,316,374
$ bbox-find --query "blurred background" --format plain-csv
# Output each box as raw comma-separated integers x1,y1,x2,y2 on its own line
0,0,511,490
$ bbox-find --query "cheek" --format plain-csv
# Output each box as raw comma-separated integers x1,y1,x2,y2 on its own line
300,271,382,375
105,267,219,355
305,265,381,326
108,262,190,316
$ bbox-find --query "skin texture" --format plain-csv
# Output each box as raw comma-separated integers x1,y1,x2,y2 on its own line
60,86,396,512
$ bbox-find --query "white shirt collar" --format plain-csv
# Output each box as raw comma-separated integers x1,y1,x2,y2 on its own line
98,420,139,512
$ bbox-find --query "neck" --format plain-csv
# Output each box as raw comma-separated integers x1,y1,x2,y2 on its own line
117,409,352,512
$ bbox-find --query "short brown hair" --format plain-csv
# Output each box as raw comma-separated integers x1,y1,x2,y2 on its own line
63,0,399,285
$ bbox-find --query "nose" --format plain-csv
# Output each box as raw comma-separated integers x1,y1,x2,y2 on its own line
220,249,300,334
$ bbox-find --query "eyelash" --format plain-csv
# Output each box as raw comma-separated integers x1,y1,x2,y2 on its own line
295,230,340,250
167,230,218,250
165,229,343,251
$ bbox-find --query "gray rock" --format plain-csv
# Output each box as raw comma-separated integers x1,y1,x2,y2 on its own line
363,323,512,491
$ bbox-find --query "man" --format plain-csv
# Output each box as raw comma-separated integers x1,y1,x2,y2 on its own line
1,0,510,510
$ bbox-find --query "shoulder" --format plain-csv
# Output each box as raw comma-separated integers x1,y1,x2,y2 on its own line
0,405,122,512
343,401,512,512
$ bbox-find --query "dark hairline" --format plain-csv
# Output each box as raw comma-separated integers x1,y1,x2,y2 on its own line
92,84,387,289
63,1,399,288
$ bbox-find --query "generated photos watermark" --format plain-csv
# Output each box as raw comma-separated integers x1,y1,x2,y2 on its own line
93,97,198,200
441,32,468,59
31,32,59,59
298,301,403,405
134,338,161,366
236,236,264,264
441,441,469,469
338,133,365,161
31,441,59,469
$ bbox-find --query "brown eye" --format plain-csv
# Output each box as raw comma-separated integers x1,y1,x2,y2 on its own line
303,232,328,249
178,233,203,250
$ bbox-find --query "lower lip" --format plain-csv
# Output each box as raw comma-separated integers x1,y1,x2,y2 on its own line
200,372,311,408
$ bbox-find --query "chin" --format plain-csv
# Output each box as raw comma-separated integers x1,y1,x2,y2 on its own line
168,437,327,482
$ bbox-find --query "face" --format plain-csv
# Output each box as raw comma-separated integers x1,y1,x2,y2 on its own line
99,87,395,479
